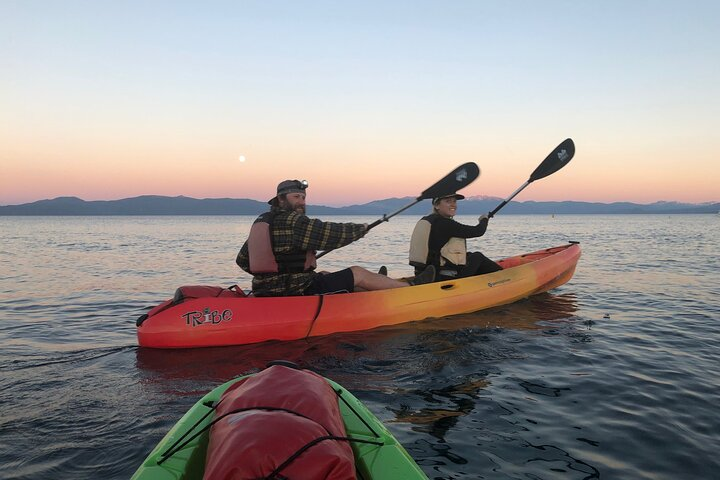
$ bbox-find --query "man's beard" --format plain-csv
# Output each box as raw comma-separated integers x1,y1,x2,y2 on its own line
280,202,305,215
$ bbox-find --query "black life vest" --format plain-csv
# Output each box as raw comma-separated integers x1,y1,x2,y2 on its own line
409,214,467,270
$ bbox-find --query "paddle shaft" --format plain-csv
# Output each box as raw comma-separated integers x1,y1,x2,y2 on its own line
488,139,575,218
489,180,530,218
366,200,422,230
315,198,424,259
317,162,480,259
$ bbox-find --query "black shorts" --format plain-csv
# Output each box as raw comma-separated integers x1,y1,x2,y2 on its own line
304,268,355,295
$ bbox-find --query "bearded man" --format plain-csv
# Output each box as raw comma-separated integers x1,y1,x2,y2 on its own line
237,179,434,296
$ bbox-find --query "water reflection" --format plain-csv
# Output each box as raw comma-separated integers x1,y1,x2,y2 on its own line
6,215,720,480
134,291,585,473
430,291,579,332
391,378,490,441
135,340,322,384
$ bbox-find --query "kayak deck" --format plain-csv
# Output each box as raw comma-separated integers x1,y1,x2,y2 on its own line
132,372,428,479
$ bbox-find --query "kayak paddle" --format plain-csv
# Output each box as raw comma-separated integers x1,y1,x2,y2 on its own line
366,162,480,230
317,162,480,258
488,138,575,218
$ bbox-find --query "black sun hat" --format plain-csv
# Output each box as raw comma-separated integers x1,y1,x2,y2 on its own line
432,193,465,204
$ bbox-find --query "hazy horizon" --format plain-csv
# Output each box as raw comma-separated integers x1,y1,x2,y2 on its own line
2,192,717,209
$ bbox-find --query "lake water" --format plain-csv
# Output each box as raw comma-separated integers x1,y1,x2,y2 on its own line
1,214,719,479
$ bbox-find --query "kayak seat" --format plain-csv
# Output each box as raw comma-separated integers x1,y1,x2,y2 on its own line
137,285,247,326
172,285,246,304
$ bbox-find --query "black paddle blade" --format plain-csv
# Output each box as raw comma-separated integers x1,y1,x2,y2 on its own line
528,138,575,182
418,162,480,200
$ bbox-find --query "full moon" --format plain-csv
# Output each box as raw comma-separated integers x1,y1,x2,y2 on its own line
239,155,246,163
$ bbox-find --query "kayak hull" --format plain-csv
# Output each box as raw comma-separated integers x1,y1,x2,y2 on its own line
137,243,581,349
131,369,428,480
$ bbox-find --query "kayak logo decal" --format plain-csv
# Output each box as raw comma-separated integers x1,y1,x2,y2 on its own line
557,148,570,163
487,278,511,287
455,168,468,182
182,307,233,327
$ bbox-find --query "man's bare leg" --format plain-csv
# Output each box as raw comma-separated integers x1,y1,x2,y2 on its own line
349,265,434,291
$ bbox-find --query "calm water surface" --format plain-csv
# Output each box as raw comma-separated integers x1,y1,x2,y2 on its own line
1,215,719,479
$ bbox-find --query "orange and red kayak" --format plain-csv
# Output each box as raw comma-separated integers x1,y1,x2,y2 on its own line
137,243,581,349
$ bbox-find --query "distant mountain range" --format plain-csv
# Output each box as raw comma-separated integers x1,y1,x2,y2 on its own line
1,195,718,215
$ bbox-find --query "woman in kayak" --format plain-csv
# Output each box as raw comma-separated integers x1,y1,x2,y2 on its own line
409,193,502,282
237,179,435,296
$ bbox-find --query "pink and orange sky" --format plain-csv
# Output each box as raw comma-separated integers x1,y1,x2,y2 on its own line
1,1,718,207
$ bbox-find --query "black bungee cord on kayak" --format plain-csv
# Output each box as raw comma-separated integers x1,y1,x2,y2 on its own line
156,399,223,465
158,404,333,464
156,362,389,473
332,387,381,439
263,388,391,479
263,434,383,480
157,402,385,466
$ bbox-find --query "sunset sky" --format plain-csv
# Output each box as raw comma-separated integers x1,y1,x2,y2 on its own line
1,1,718,207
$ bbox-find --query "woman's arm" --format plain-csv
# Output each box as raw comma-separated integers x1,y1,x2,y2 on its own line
436,216,489,239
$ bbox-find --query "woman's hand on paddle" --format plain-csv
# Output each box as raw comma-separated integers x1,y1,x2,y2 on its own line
478,214,489,225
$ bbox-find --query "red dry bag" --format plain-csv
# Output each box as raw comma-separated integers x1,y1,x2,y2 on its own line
203,365,356,480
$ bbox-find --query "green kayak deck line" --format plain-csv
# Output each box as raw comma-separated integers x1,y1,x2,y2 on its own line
132,372,428,479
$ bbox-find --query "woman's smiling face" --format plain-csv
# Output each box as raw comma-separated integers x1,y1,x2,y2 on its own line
435,197,458,218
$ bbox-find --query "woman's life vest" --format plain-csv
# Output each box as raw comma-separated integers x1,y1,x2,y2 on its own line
409,215,467,270
247,212,317,274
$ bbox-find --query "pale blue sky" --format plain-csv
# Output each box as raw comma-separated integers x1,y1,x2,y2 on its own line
1,1,718,205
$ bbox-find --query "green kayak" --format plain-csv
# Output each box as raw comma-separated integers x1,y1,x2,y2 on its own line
132,362,428,479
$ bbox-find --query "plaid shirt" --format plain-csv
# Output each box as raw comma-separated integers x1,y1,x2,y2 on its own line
237,208,367,296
